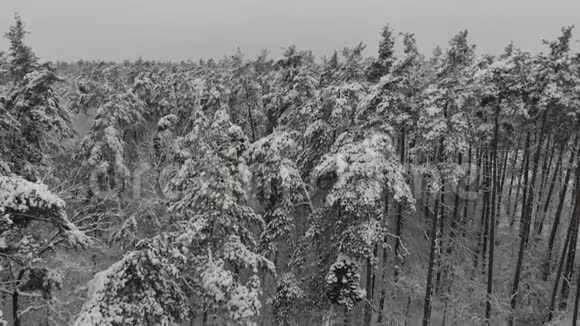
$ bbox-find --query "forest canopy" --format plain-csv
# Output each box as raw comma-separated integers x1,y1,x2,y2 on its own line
1,14,580,326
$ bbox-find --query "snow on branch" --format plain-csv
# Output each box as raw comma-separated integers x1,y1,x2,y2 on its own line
0,175,90,247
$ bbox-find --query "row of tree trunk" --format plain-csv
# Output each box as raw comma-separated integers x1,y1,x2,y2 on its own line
419,111,580,326
339,108,580,326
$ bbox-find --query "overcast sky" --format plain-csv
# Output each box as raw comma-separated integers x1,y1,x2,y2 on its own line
0,0,579,62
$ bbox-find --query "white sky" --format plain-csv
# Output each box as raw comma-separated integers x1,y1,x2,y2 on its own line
0,0,579,62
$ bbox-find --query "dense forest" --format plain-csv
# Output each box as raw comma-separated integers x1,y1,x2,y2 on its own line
1,14,580,326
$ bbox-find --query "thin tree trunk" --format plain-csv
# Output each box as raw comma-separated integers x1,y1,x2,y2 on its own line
509,120,542,326
492,149,505,241
363,257,374,326
474,148,483,219
518,138,531,237
472,148,484,270
536,140,565,236
533,135,555,233
499,149,509,193
548,217,572,321
377,192,391,324
436,184,446,292
422,193,441,326
558,188,579,311
424,102,449,325
510,113,548,326
443,152,462,283
423,136,444,326
370,244,382,326
558,151,580,311
481,150,490,276
462,144,473,238
544,134,579,280
512,141,529,228
496,149,508,228
394,128,406,265
485,106,500,324
506,140,521,224
539,135,556,191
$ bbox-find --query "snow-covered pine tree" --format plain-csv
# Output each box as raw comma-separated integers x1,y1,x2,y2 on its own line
307,128,414,323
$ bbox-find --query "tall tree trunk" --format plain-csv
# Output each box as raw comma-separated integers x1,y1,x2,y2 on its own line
474,148,483,219
518,138,531,237
443,153,462,284
510,109,547,326
481,150,490,275
558,151,580,310
422,193,441,326
496,149,508,229
423,134,445,326
472,147,484,270
377,192,391,324
544,134,579,280
485,106,500,323
536,140,565,236
557,188,579,310
394,128,406,265
539,136,556,191
363,257,374,326
533,135,555,233
462,144,473,238
499,149,509,193
512,141,529,228
548,217,572,321
436,183,446,292
506,140,521,224
370,244,382,326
